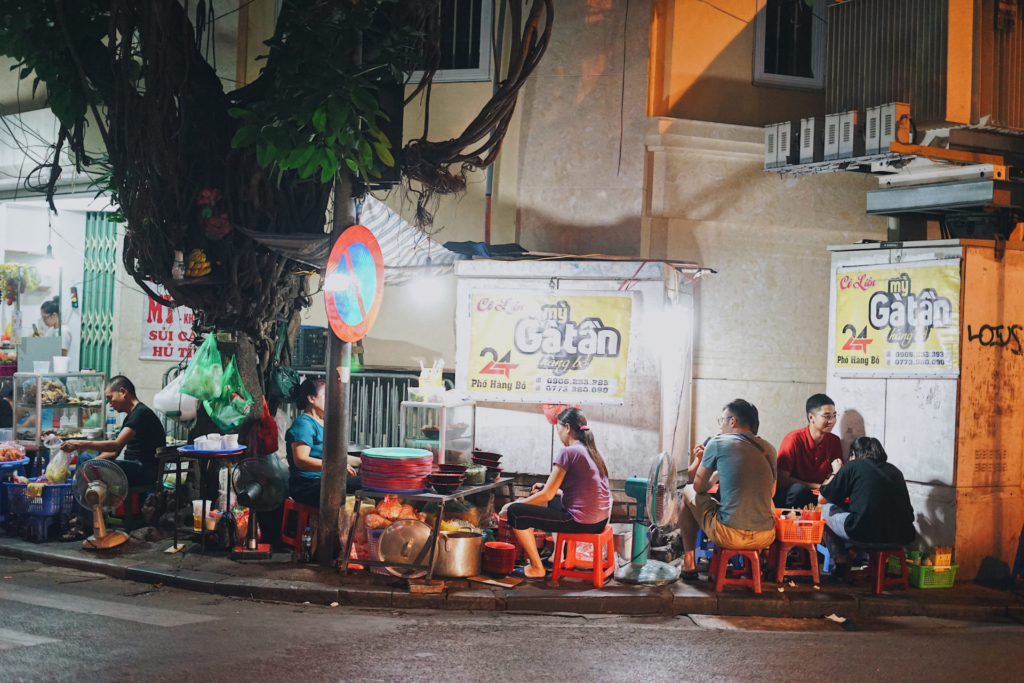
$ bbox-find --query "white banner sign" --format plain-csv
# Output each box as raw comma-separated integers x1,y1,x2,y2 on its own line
140,286,196,361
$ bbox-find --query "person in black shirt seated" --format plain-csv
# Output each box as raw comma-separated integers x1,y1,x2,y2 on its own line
818,436,916,575
60,375,166,540
0,383,13,429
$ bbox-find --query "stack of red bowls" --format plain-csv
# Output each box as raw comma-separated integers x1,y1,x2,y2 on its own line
472,451,503,481
483,542,516,578
497,517,525,560
427,471,465,495
359,448,434,493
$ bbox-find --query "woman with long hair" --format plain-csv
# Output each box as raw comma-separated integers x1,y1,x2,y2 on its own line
285,377,359,506
500,407,611,580
38,296,72,357
818,436,916,575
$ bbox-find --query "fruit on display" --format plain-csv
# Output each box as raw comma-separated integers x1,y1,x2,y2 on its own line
0,263,40,305
185,249,211,277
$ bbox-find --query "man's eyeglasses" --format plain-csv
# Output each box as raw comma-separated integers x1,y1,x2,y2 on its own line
817,412,839,422
717,416,733,426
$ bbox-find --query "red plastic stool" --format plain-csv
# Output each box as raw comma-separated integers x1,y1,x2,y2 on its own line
847,546,909,594
772,541,821,584
551,525,615,588
280,498,319,551
710,547,763,593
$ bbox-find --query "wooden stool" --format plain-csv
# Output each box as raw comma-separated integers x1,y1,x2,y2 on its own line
551,525,615,588
847,546,909,594
281,498,319,551
710,548,763,593
773,541,820,583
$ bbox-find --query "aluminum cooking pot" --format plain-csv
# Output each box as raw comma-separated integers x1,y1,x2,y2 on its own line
433,531,483,578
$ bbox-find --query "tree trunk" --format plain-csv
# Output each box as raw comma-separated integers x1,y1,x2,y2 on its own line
317,174,356,566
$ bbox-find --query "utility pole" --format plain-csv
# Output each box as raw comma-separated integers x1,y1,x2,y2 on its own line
317,174,356,566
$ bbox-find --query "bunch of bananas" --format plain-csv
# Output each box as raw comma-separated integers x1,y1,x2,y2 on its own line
185,249,211,277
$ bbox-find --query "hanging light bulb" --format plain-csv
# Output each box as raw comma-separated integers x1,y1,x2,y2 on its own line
39,244,60,277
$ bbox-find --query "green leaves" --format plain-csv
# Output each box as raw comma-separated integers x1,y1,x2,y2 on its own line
231,125,260,148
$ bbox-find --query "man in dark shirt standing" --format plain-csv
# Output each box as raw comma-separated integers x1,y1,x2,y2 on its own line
60,375,166,539
774,393,843,510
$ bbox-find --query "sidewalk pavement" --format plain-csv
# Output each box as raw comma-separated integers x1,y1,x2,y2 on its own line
1,536,1022,620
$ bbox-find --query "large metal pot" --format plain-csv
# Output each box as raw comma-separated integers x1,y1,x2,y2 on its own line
433,531,483,578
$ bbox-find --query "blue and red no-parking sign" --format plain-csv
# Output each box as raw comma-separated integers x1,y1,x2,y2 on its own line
324,225,384,342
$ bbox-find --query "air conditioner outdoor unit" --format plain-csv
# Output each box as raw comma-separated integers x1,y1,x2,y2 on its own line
879,102,911,150
800,117,824,163
777,121,796,167
838,110,864,159
865,106,882,154
824,113,841,161
764,124,779,169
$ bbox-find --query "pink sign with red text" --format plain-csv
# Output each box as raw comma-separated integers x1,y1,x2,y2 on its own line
140,286,196,361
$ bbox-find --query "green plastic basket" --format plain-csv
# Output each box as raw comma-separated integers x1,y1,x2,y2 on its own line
889,556,958,588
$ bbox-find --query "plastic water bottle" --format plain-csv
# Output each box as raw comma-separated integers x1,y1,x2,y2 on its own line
300,526,313,563
105,406,117,438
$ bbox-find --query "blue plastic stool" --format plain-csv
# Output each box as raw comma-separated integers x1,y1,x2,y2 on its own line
696,528,744,569
817,543,833,573
695,528,714,562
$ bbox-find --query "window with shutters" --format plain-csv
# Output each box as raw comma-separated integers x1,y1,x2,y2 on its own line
753,0,827,91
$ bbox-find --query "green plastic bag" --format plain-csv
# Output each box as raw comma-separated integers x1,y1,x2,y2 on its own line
202,356,254,431
180,335,223,401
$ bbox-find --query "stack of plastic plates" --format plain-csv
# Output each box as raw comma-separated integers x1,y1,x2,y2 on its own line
359,448,434,493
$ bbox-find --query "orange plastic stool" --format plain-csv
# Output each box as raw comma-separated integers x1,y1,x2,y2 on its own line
710,547,763,593
847,546,909,594
551,525,616,588
772,541,821,584
280,498,319,551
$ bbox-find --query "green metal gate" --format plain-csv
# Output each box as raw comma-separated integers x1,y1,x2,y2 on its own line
79,212,117,375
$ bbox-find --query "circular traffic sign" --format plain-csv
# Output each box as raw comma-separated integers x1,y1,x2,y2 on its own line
324,225,384,342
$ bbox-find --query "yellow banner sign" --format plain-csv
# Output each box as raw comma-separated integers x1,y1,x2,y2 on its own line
834,260,961,376
466,291,632,404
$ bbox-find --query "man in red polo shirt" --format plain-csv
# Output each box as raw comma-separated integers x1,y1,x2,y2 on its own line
774,393,843,509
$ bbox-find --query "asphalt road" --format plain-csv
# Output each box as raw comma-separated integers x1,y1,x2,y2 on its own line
1,556,1022,683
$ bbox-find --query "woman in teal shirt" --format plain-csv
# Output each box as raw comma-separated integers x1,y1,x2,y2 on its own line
286,378,358,506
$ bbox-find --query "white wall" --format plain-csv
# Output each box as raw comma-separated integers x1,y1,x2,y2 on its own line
305,273,458,369
109,224,179,407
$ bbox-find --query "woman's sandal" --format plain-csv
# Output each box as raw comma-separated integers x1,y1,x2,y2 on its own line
510,567,548,582
680,569,700,581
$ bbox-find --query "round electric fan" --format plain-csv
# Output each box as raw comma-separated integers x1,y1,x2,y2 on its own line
614,451,681,585
232,458,288,560
73,459,130,550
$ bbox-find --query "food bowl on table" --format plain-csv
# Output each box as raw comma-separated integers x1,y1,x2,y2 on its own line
484,467,502,483
464,465,486,486
436,463,468,475
420,425,440,439
429,481,464,495
483,541,517,577
427,473,465,495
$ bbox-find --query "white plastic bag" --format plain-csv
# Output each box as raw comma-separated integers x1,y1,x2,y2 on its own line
154,373,199,422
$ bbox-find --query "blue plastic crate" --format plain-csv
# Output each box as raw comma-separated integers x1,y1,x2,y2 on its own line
3,482,76,517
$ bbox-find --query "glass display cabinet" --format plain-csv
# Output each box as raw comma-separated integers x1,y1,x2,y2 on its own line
400,395,475,465
14,372,107,451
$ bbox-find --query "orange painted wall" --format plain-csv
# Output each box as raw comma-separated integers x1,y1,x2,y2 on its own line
648,0,825,126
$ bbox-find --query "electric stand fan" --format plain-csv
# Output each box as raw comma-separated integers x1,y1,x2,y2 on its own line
614,451,681,585
232,458,287,560
73,459,130,550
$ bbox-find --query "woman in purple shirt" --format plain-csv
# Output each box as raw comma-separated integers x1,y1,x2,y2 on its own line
502,408,611,580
